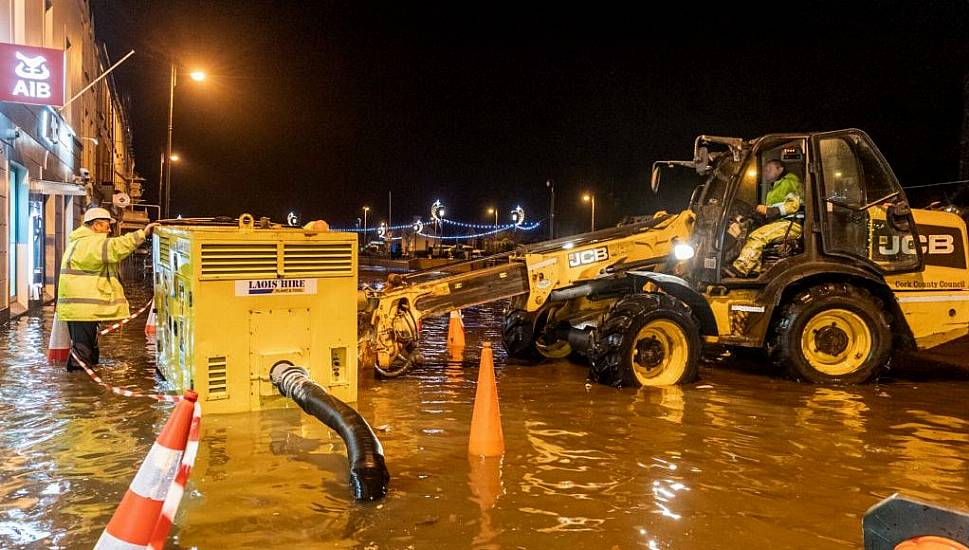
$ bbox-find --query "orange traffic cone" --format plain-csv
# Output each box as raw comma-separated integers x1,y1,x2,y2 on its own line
144,306,157,337
447,310,466,348
895,537,969,550
47,311,71,364
468,343,504,457
94,391,197,550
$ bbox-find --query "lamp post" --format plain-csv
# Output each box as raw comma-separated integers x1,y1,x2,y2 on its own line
362,206,369,252
487,207,498,251
546,179,555,240
582,193,596,232
164,64,205,219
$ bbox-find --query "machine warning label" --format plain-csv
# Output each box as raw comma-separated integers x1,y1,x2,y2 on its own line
235,278,318,296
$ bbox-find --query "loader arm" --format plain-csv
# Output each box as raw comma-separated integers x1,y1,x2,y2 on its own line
359,211,697,375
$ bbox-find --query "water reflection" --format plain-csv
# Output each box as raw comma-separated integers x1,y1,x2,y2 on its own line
1,272,968,548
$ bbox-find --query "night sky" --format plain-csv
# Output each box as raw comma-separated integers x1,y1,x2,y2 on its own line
90,1,969,237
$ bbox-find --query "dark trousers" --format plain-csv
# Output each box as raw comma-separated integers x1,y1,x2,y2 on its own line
66,321,100,371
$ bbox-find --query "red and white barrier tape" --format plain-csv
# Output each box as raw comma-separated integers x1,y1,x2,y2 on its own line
98,299,154,336
72,349,183,402
147,401,202,550
73,299,183,402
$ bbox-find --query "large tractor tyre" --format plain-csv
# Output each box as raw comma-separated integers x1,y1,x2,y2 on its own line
770,283,892,384
590,293,702,387
502,309,542,362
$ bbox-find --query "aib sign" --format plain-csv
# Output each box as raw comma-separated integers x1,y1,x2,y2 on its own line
0,43,64,106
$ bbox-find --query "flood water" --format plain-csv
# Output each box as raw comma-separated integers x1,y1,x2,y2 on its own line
2,266,968,549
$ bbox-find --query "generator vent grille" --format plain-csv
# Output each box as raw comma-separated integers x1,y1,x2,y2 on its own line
157,235,171,268
200,242,278,279
282,243,354,277
207,356,228,399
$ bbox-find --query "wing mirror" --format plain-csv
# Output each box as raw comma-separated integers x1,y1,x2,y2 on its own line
650,163,662,193
887,200,912,232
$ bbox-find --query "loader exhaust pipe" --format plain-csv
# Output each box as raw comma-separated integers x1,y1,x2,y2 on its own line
270,362,390,501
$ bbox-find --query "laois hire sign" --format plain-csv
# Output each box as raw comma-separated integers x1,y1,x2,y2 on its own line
0,42,65,107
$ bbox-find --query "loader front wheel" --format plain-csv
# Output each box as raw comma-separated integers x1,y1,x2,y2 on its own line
590,293,701,387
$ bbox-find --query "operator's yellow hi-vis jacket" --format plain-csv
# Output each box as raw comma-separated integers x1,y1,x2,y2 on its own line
57,226,146,321
764,172,803,221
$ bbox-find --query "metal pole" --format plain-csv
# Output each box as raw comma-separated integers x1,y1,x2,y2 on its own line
547,180,555,240
388,191,392,230
157,151,164,218
58,49,135,113
591,195,596,232
164,63,176,219
363,208,368,251
493,209,498,252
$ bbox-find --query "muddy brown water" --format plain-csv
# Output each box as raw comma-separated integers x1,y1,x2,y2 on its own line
1,266,968,549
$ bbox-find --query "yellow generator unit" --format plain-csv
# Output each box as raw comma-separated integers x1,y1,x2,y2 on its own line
152,214,357,414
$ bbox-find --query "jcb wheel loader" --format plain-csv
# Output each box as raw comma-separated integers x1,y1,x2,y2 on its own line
360,129,969,386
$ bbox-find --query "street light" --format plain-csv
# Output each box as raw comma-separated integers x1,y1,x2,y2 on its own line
164,64,206,219
362,206,370,251
487,207,498,251
158,152,179,210
582,193,596,232
169,153,180,162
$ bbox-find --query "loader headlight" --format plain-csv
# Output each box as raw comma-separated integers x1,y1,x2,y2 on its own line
673,243,695,260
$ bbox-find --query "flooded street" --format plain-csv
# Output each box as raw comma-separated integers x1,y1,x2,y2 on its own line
2,268,969,549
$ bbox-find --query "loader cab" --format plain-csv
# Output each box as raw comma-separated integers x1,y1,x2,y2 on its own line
692,129,921,287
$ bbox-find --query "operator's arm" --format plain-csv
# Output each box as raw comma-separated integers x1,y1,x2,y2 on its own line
765,194,802,221
105,229,146,262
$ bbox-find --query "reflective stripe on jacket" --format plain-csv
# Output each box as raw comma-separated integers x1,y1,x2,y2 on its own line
56,226,146,321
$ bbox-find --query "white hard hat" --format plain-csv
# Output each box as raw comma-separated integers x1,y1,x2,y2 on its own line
83,207,116,224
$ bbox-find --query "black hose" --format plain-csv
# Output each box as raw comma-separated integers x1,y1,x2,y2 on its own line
270,362,390,501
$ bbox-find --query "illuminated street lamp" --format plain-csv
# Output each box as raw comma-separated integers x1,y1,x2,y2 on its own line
486,207,498,251
582,193,596,232
430,200,446,255
169,153,180,162
164,64,206,219
362,206,370,250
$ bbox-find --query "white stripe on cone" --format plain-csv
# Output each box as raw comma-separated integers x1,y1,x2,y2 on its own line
94,531,150,550
128,443,184,500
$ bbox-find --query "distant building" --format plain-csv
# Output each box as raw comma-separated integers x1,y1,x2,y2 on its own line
0,0,139,321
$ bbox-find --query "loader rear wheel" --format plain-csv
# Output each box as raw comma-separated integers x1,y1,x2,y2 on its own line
770,283,891,384
590,293,701,387
503,307,573,361
502,309,542,362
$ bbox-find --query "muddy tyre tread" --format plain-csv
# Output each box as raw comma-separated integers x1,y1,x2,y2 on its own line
590,293,701,387
769,282,892,384
502,309,542,362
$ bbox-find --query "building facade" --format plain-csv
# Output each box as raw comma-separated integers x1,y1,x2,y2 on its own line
0,0,137,321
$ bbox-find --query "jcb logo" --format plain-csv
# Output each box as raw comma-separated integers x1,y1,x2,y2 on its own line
878,234,955,256
874,223,966,270
568,247,609,267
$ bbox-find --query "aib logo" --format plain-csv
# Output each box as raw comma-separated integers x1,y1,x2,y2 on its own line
12,51,52,99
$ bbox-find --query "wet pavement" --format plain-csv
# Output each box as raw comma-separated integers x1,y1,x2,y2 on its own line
1,267,969,549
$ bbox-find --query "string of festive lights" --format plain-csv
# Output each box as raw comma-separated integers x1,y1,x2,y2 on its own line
417,221,541,240
329,222,413,232
439,217,520,230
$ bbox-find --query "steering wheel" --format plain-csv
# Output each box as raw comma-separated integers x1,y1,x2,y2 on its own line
729,199,758,223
